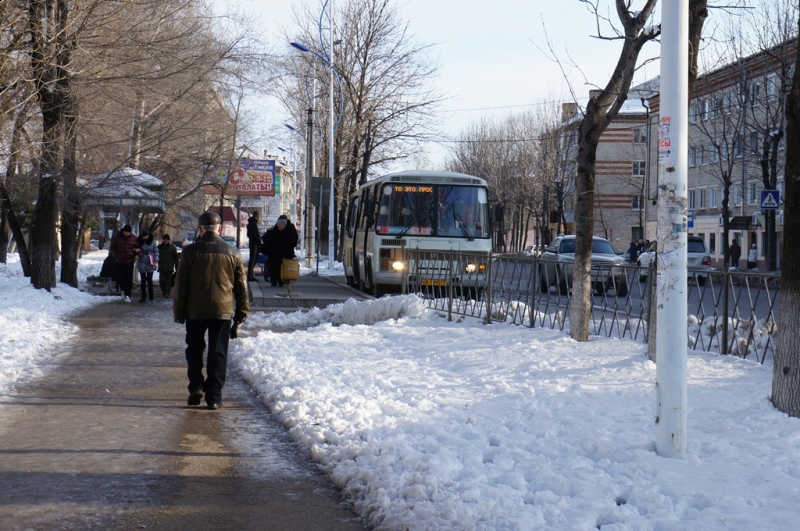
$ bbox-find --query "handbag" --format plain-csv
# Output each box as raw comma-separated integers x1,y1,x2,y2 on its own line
149,254,157,267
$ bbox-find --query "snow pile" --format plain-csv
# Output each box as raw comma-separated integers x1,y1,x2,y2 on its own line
0,252,108,391
232,296,800,530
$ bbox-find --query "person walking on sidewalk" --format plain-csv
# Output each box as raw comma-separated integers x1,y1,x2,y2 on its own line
246,210,261,281
747,243,758,270
173,211,249,410
157,233,179,298
109,224,141,303
264,215,298,287
729,239,741,269
136,228,159,303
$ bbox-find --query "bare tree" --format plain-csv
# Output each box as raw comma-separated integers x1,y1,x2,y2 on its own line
277,0,443,259
772,5,800,417
570,0,659,342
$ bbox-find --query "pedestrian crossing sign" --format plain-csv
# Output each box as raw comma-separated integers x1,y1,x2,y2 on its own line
760,190,780,210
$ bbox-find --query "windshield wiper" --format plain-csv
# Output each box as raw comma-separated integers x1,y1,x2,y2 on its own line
397,212,419,237
453,211,474,240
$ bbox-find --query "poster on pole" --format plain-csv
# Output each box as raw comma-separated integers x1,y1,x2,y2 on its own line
203,159,280,196
658,116,674,166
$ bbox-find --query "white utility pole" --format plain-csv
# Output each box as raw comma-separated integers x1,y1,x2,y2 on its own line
327,0,336,269
655,0,689,459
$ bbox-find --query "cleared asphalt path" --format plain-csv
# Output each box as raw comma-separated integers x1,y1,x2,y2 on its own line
0,298,366,531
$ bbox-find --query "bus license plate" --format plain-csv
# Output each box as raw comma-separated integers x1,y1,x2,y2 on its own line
421,279,446,286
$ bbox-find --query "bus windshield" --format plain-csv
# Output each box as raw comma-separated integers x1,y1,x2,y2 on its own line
375,184,490,238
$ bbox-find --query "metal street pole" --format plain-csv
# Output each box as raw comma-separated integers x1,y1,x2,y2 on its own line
305,107,315,268
327,0,336,269
655,0,689,460
286,124,305,255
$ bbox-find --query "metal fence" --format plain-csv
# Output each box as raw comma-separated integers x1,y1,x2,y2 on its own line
403,249,780,364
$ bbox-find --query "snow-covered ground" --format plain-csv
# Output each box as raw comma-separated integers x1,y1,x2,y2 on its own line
2,251,799,529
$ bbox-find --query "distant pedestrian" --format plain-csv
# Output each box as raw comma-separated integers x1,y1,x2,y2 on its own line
259,226,273,283
729,240,741,269
109,225,141,303
747,243,758,269
627,241,639,263
246,210,260,281
264,215,298,287
173,211,249,410
98,233,106,250
136,228,159,303
157,234,179,298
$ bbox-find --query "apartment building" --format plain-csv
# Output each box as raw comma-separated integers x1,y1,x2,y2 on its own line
643,40,794,270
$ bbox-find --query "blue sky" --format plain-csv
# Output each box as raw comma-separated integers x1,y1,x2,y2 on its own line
222,0,662,168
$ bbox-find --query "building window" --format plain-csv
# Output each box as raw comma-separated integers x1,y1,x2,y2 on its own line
689,102,699,123
700,99,709,121
750,83,761,108
710,143,719,163
699,189,706,209
689,147,697,167
749,131,759,154
711,97,721,119
766,73,780,101
710,233,716,255
698,145,705,165
748,182,758,205
709,188,717,208
732,184,742,206
721,142,729,160
632,194,642,211
733,137,743,158
632,160,646,177
633,127,647,144
689,189,697,209
722,92,732,114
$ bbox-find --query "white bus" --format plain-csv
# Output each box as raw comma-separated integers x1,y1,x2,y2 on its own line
343,170,492,297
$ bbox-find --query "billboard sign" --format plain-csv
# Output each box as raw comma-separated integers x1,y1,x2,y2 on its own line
203,159,279,196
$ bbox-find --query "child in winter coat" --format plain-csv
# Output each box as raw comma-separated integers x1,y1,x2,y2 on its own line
136,229,159,302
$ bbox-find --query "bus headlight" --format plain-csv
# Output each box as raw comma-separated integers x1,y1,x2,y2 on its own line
465,263,477,274
391,261,405,272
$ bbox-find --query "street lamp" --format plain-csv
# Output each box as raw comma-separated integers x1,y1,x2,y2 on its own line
290,2,344,269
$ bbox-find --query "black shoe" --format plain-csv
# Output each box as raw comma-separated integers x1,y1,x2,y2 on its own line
270,283,278,287
247,276,257,281
187,390,204,406
206,402,222,410
139,298,146,303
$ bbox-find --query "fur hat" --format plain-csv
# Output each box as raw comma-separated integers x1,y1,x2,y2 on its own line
121,224,132,233
276,218,288,227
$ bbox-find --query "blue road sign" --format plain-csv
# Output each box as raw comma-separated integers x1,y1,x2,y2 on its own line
761,190,780,210
688,209,694,228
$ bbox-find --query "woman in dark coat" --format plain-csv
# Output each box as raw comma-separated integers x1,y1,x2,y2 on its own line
109,224,141,302
136,228,159,303
264,216,298,287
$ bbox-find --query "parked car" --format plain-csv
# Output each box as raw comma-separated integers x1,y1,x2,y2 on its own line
538,235,628,296
636,236,714,284
523,245,542,257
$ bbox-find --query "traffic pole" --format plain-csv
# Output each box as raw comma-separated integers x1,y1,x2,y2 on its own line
655,0,689,459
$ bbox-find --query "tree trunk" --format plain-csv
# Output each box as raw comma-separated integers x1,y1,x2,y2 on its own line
772,16,800,416
570,133,598,341
60,94,80,288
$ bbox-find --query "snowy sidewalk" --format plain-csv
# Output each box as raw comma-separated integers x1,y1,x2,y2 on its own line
0,299,365,530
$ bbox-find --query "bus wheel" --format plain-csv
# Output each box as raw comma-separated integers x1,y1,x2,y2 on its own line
372,284,386,297
593,281,605,296
346,275,356,287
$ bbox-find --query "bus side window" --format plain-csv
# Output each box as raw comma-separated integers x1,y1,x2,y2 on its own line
346,198,359,237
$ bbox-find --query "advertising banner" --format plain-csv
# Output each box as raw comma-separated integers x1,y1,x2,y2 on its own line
203,159,280,196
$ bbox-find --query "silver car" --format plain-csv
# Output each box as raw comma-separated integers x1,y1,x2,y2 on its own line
637,236,714,285
539,235,628,296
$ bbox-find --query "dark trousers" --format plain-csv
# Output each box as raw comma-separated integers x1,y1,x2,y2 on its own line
139,272,154,301
247,241,260,279
731,257,740,269
185,319,231,405
268,257,284,286
118,263,134,297
159,271,175,296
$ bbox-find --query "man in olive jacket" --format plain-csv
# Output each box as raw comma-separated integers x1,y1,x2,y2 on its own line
173,211,249,410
